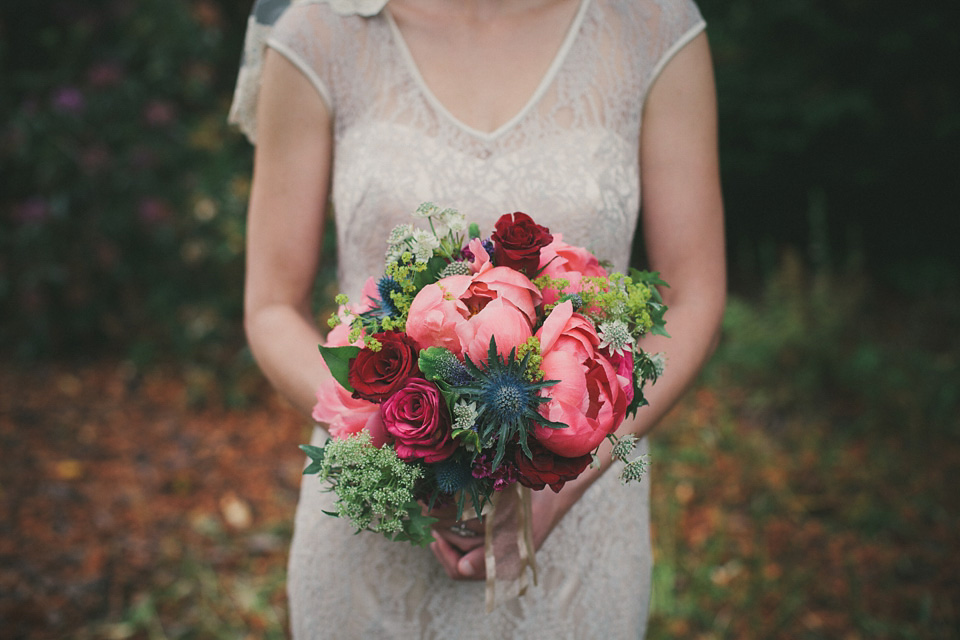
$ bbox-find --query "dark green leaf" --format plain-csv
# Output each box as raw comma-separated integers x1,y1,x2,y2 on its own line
318,344,361,392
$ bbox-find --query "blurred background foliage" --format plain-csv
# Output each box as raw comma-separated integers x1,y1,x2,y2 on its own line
1,0,957,366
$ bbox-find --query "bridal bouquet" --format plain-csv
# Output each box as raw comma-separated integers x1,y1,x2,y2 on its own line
302,204,667,548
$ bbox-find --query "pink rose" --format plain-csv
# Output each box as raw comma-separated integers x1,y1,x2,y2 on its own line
381,378,456,463
405,266,541,364
533,301,627,457
538,234,608,306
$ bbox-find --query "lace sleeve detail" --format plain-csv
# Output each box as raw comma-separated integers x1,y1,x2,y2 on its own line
643,0,706,103
228,0,381,143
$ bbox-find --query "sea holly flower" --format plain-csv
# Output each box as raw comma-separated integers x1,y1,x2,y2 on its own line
433,456,474,494
458,338,566,469
610,433,638,461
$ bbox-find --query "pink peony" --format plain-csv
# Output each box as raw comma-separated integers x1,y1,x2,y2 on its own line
381,378,456,463
312,313,389,446
533,301,627,457
405,266,541,364
465,237,491,273
312,382,391,447
537,234,608,306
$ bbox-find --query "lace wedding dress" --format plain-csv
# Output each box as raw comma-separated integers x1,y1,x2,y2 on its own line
231,0,704,636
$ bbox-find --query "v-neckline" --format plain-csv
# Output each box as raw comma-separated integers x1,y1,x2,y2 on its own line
384,0,591,143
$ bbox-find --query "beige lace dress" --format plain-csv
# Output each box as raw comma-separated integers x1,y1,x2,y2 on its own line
230,0,705,636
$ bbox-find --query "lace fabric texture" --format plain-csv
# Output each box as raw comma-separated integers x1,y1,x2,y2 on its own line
241,0,705,636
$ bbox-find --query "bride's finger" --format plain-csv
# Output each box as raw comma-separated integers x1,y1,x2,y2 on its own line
430,537,462,580
456,546,486,580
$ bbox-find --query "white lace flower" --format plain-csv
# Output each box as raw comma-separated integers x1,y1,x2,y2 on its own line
413,202,440,219
410,229,439,263
437,207,466,233
319,0,389,17
597,320,634,356
649,352,667,377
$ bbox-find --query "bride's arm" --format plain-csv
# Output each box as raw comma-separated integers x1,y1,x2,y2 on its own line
433,31,725,579
244,49,335,417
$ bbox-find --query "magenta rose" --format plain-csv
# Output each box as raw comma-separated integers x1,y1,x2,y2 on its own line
381,378,456,463
515,439,593,493
348,331,419,403
491,212,553,277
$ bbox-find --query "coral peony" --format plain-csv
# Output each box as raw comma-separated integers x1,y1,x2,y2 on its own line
533,301,627,457
537,234,608,306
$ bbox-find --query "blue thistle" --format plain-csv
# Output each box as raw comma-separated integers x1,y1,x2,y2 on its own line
433,457,474,494
459,337,567,469
419,347,473,386
376,276,403,317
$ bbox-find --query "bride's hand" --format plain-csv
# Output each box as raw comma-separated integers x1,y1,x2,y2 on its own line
428,488,567,581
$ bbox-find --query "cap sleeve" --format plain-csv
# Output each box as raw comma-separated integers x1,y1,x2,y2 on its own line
228,1,343,143
643,0,706,102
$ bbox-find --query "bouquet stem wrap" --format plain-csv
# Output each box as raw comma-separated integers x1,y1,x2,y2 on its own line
483,485,539,612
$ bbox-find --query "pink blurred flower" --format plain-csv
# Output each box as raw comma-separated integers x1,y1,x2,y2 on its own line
144,100,176,127
537,234,608,306
405,266,541,364
51,87,85,114
87,62,124,87
12,198,50,225
533,301,627,457
138,198,172,226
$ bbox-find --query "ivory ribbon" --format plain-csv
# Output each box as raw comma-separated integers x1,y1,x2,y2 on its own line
483,484,539,613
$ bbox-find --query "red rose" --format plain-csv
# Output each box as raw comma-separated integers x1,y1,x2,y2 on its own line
348,331,419,403
514,439,592,493
381,378,456,463
491,212,553,278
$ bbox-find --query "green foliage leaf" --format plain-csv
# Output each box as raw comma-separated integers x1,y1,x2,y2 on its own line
392,501,437,548
318,345,360,392
299,444,327,475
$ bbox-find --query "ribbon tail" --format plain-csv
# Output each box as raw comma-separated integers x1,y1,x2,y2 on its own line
521,485,538,586
484,491,499,613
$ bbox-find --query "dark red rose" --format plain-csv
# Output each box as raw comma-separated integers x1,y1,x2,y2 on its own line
514,439,592,493
348,331,419,403
381,378,456,463
491,212,553,277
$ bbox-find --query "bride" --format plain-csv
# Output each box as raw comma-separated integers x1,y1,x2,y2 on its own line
234,0,725,636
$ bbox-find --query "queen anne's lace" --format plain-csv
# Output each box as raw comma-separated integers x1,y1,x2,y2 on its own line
234,0,705,637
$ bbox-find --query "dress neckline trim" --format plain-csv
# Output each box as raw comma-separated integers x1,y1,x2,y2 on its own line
384,0,591,143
